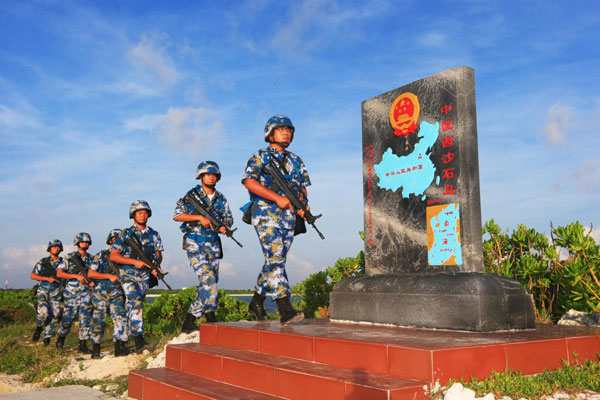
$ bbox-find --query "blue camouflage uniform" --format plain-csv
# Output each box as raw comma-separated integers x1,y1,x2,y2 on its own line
58,251,93,340
242,147,311,299
90,249,128,344
111,225,163,336
32,257,64,339
174,186,233,317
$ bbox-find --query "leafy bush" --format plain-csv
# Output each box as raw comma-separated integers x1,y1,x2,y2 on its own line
292,232,365,318
0,289,36,326
483,220,600,321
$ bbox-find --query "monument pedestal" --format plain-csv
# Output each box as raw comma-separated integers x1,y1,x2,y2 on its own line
330,273,535,331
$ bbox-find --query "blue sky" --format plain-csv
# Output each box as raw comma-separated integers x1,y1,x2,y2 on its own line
1,0,599,289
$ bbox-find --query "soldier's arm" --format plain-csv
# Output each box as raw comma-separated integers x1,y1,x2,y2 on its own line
30,273,58,284
244,178,292,211
87,269,119,283
109,249,147,270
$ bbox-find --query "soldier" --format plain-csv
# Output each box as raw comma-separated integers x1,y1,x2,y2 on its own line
30,239,65,345
56,232,95,352
110,200,164,353
87,229,130,358
241,115,311,325
173,161,233,333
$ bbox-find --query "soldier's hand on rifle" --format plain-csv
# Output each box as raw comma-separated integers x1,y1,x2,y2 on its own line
133,259,150,270
76,275,88,285
108,275,120,284
198,215,214,230
276,195,292,211
48,277,60,284
218,226,227,235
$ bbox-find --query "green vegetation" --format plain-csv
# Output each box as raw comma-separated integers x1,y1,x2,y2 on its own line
431,356,600,400
483,220,600,322
0,289,36,327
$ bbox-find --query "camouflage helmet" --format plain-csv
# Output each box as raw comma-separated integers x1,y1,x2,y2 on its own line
47,239,63,252
264,115,295,143
196,161,221,181
129,200,152,219
106,229,122,245
73,232,92,246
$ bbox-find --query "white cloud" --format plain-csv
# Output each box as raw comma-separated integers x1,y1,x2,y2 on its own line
555,158,600,193
1,244,47,271
417,32,447,48
150,107,222,156
127,33,180,87
220,261,236,277
0,104,41,134
288,254,314,275
541,104,573,146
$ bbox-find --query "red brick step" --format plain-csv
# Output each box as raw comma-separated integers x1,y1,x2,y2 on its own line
129,368,285,400
164,342,428,400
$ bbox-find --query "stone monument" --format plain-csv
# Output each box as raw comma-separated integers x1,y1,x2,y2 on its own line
330,66,535,331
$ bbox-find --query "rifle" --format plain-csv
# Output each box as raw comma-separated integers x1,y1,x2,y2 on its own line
183,190,243,248
68,253,92,286
264,160,325,240
124,235,172,290
40,257,60,281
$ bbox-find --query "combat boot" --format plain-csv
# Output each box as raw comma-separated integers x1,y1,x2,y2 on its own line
205,311,217,323
181,312,197,334
56,335,66,349
78,339,92,354
114,340,131,357
248,292,268,321
91,343,101,359
133,335,147,353
275,296,304,326
32,326,42,342
43,337,51,346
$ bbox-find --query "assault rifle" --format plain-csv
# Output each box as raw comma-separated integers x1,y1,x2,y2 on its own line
264,160,325,240
68,253,92,286
183,190,243,248
124,235,172,290
40,257,60,282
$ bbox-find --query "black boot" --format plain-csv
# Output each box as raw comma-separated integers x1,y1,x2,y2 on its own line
91,343,101,359
181,312,198,333
134,335,147,353
56,335,66,350
275,296,304,326
114,340,131,357
78,339,92,354
32,327,42,342
248,292,268,321
43,337,51,346
205,311,217,323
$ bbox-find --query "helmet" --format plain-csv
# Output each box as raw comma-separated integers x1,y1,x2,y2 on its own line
106,229,122,245
73,232,92,246
47,239,63,252
129,200,152,219
196,161,221,181
264,115,295,143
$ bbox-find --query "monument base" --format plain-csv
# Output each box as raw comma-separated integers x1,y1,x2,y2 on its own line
330,273,535,331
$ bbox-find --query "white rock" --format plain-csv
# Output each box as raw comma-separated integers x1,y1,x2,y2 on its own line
557,309,600,326
478,393,495,400
445,383,476,400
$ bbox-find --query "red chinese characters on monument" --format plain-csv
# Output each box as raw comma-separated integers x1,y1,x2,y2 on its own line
440,104,457,198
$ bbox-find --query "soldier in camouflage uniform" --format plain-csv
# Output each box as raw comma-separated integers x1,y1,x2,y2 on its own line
110,200,164,353
242,115,311,325
56,232,95,353
30,239,65,345
174,161,233,333
87,229,130,358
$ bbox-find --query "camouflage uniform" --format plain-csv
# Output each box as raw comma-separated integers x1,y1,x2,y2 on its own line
58,251,93,340
31,257,64,339
111,225,163,336
242,147,311,298
175,185,233,317
90,249,128,343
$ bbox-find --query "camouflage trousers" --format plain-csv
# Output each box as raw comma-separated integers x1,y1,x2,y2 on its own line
254,224,294,299
186,250,219,317
91,285,128,344
121,270,149,337
36,289,62,339
59,287,92,340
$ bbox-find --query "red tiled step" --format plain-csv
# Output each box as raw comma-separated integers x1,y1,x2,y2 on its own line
166,342,428,400
129,368,284,400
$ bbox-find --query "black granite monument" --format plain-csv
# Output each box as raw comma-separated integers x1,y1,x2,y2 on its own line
330,66,535,331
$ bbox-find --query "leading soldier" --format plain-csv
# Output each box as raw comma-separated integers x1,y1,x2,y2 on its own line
56,232,95,353
87,229,130,358
174,161,234,333
110,200,164,353
30,239,65,345
241,115,311,325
